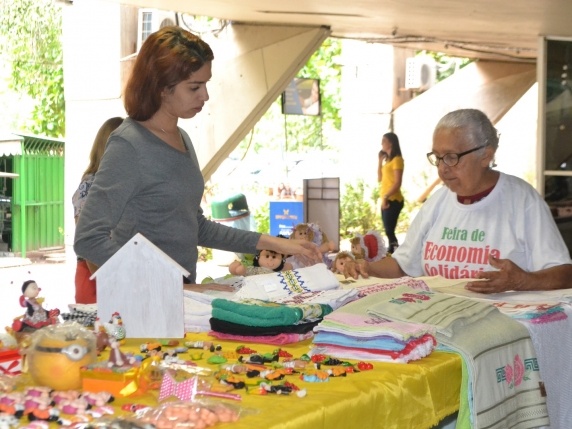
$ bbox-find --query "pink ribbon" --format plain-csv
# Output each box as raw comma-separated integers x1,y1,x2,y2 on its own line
158,372,197,401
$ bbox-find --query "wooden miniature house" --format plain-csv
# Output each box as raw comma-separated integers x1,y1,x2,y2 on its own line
91,233,188,338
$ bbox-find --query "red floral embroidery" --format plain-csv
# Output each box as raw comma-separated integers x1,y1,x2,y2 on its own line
513,355,524,386
505,363,513,386
403,293,431,300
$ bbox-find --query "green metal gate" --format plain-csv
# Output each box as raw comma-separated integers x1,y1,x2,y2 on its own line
11,135,65,257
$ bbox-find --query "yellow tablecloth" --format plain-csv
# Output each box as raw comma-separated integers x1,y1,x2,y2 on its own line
108,333,461,429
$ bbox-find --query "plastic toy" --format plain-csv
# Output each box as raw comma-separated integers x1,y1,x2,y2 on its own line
23,323,96,391
12,281,60,333
357,361,374,371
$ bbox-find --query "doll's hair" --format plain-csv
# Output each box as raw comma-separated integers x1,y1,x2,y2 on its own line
21,280,37,295
21,280,37,316
331,251,354,272
350,237,361,246
253,249,286,272
290,223,315,242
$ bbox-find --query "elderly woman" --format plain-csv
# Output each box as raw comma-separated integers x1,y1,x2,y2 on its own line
345,108,572,293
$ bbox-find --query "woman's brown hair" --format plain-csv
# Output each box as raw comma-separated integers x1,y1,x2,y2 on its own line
123,26,214,121
83,117,124,179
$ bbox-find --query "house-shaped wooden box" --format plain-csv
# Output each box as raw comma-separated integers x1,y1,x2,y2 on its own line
91,233,188,338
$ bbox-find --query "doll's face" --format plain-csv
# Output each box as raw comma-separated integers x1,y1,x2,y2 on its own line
23,282,40,298
258,250,283,270
335,257,351,274
351,242,362,255
293,229,308,240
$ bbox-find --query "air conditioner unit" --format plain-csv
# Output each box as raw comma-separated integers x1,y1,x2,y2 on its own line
405,57,437,91
137,8,178,52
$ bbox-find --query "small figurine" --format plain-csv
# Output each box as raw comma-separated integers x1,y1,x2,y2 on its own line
331,251,355,274
12,281,59,333
350,231,387,262
104,336,136,368
229,249,293,276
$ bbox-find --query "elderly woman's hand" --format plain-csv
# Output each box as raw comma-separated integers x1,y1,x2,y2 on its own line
465,255,529,293
343,258,370,280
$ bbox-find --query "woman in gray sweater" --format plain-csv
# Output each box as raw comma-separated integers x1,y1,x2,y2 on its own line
74,27,320,292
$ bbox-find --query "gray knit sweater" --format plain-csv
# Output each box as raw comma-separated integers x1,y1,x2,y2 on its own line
74,118,261,283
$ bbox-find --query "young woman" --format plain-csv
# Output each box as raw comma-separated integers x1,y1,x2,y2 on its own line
377,132,404,253
74,27,320,293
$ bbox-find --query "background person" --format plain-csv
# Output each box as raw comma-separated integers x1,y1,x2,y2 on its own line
378,132,404,253
74,27,320,294
347,109,572,293
72,117,124,304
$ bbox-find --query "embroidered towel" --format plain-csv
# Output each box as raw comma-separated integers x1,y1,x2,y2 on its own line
366,285,496,337
365,286,549,429
234,263,340,300
315,289,435,341
211,298,333,327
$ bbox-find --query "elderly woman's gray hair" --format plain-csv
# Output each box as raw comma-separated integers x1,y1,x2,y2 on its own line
434,109,499,152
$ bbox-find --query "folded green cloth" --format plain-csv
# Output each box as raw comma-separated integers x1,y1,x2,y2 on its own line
211,298,333,327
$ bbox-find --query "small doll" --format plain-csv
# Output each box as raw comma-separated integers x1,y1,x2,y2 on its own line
331,251,355,274
229,237,292,276
290,223,335,253
351,231,387,262
12,281,60,333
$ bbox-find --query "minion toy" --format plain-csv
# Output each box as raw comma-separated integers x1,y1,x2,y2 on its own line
23,322,96,390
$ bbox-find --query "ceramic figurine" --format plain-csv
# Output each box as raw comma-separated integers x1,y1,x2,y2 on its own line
12,281,59,333
105,336,136,368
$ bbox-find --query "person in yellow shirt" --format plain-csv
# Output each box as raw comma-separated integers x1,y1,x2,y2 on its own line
377,132,404,253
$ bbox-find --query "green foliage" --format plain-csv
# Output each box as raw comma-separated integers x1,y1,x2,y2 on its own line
417,50,472,83
0,0,65,137
254,201,270,234
340,179,382,238
234,38,342,155
339,178,422,240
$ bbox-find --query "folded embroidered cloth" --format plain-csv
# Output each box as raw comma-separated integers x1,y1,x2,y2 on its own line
313,331,408,351
366,285,496,338
209,330,314,345
311,334,436,363
211,298,332,327
273,288,359,310
209,318,320,336
315,290,435,342
234,263,340,300
364,286,549,429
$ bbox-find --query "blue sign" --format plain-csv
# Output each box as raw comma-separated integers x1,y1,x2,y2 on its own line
269,201,304,237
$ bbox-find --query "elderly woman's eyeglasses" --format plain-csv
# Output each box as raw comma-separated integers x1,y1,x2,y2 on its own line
426,145,485,167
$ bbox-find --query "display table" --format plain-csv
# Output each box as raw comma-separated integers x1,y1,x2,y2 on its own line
103,333,461,429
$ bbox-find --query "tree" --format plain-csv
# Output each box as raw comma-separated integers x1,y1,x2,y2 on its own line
0,0,65,137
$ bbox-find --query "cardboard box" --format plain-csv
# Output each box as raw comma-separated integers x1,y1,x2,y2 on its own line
0,348,22,376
